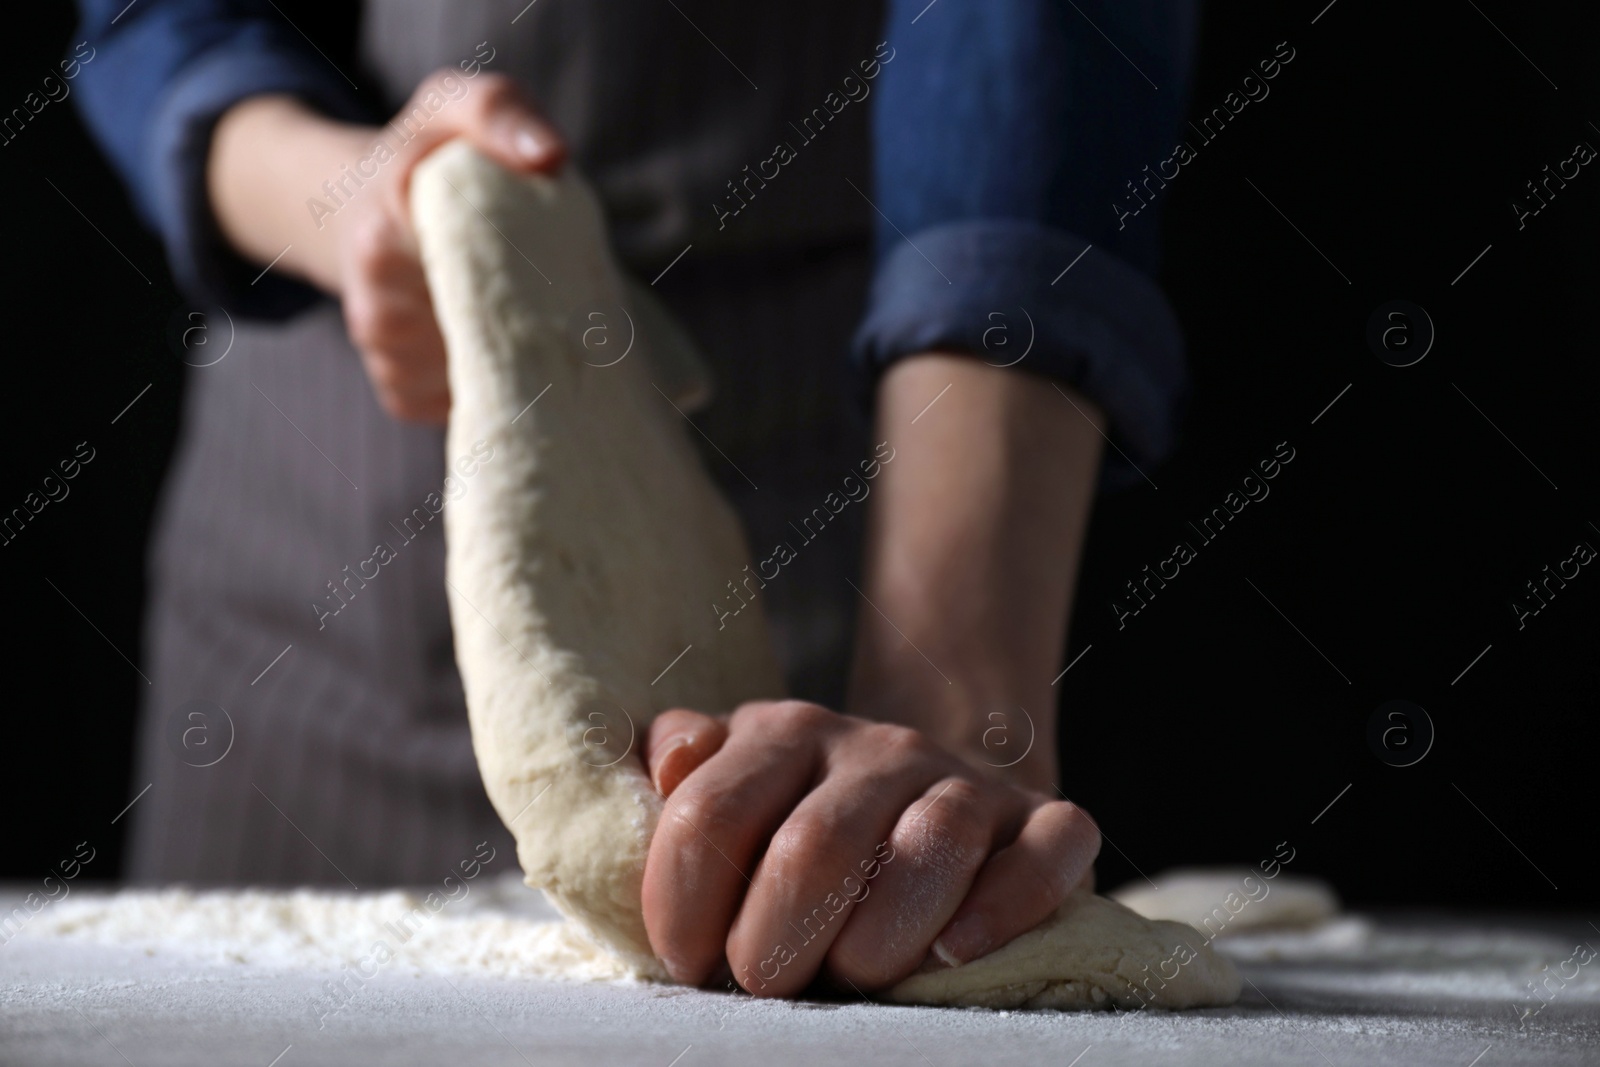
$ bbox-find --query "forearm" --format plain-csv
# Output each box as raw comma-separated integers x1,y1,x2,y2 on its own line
207,94,373,292
846,354,1104,791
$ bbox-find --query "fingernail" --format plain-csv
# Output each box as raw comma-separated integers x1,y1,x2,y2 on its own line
651,736,689,795
933,915,989,967
514,128,545,161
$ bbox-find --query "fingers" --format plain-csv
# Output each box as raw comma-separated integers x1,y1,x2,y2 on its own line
338,69,563,423
645,709,729,797
724,724,942,997
385,70,565,221
929,798,1101,967
642,703,1106,998
446,71,565,174
641,701,828,986
340,213,450,423
822,776,1012,989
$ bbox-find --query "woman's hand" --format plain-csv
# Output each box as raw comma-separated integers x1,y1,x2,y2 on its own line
640,701,1100,997
207,71,564,422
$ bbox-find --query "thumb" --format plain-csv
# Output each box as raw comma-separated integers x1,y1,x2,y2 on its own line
455,73,566,173
645,709,729,798
387,71,565,225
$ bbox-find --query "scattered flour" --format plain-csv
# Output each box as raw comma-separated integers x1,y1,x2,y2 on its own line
15,874,637,983
10,879,1597,1031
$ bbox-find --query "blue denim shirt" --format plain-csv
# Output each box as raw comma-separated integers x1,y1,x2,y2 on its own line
858,0,1197,482
71,0,1194,478
71,0,369,317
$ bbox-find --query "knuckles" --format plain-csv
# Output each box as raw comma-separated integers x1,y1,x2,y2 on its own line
344,293,416,356
349,330,447,422
662,785,753,854
862,720,935,762
342,292,390,352
761,810,836,876
344,213,414,283
1022,801,1102,900
461,73,519,123
1048,798,1102,858
407,68,516,129
898,778,991,869
731,699,836,743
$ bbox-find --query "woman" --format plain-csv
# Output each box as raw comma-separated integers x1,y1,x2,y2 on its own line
73,0,1193,994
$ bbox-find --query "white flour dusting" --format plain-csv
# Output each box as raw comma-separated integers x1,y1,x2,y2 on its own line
15,874,638,983
13,880,1598,1021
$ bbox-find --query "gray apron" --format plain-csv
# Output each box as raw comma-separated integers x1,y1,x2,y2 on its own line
129,0,881,886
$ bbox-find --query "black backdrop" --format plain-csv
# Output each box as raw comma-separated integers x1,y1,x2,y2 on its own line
3,1,1595,910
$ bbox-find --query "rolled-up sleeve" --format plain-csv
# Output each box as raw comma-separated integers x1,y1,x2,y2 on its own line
72,0,369,315
854,0,1198,484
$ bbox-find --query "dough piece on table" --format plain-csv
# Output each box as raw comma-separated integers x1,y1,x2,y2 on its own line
1112,868,1340,935
885,891,1240,1010
411,142,1240,1010
413,141,785,978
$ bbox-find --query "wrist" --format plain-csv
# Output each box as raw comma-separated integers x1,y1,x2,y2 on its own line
208,95,381,292
847,656,1058,790
842,355,1106,792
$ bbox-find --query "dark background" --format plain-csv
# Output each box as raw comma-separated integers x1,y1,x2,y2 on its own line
3,1,1595,910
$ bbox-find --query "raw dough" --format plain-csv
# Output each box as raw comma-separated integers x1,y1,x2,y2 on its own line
411,142,1240,1010
1112,869,1340,936
414,141,784,979
887,890,1241,1009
